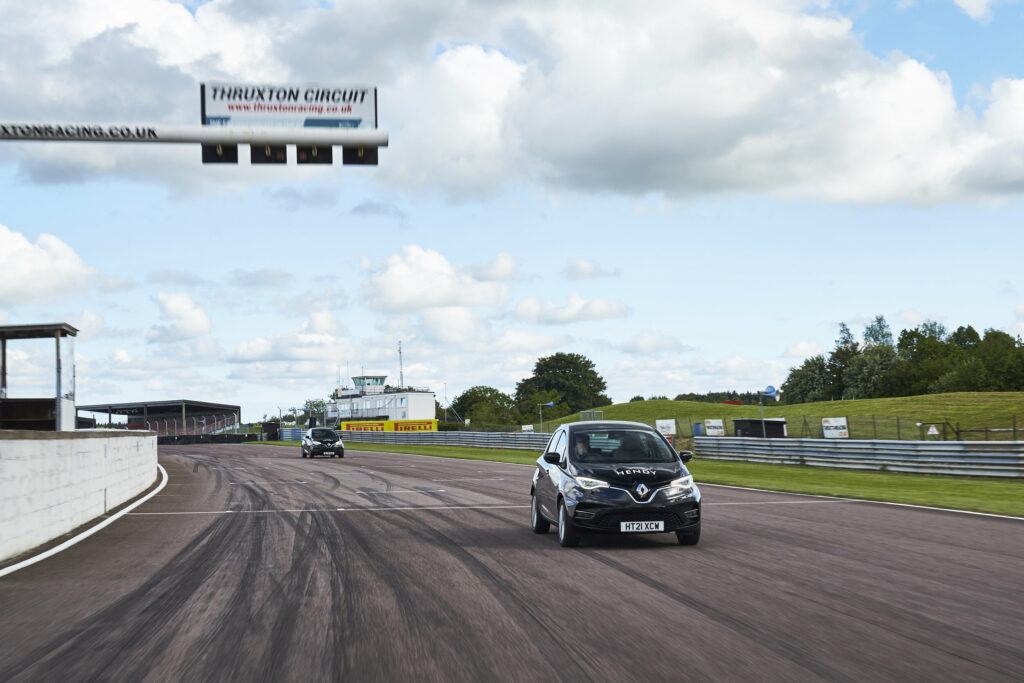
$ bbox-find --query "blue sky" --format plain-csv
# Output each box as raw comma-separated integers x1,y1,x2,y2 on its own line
1,0,1023,421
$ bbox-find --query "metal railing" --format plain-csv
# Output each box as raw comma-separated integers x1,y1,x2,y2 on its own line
337,430,550,451
694,436,1024,477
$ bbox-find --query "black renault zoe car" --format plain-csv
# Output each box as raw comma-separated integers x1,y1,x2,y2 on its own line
531,421,701,547
301,428,344,458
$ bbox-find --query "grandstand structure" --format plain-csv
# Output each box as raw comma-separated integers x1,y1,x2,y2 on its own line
76,399,241,436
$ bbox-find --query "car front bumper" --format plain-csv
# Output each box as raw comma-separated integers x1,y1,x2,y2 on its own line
565,485,701,533
309,444,343,455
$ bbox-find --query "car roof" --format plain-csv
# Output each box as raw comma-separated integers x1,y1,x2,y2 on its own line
564,420,658,433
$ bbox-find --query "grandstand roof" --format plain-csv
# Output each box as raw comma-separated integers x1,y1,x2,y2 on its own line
77,399,240,419
0,323,79,340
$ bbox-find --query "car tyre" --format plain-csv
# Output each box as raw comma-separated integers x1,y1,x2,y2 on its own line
557,500,580,547
531,492,550,534
301,449,307,458
676,522,700,546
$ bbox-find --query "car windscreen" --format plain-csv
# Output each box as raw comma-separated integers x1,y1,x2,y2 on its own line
312,429,336,440
570,429,676,464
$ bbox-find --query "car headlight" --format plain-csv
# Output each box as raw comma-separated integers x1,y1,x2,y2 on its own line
312,440,321,445
670,475,693,489
575,476,609,490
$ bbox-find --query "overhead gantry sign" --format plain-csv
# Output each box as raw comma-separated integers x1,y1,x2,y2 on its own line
0,81,388,166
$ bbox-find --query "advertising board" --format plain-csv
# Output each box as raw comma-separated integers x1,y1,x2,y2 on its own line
201,82,377,129
822,417,849,439
655,419,676,436
522,424,535,432
704,419,726,436
340,419,437,432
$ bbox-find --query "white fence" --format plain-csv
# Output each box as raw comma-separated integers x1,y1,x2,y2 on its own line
694,436,1024,477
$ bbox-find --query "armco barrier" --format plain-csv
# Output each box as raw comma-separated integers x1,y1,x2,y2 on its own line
339,430,551,451
694,436,1024,477
0,429,158,563
279,427,303,442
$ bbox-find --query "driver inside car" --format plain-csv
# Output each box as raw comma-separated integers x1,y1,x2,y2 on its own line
573,432,592,459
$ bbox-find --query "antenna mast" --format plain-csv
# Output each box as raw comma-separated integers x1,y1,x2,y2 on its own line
398,340,404,387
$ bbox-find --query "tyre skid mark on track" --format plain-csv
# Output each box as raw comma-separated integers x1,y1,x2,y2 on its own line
285,457,587,679
0,497,264,680
709,522,1024,678
580,550,856,681
333,494,593,681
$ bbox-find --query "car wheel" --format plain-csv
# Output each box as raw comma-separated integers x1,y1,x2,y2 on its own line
531,491,550,534
676,521,701,546
339,450,344,458
301,449,307,458
557,500,580,547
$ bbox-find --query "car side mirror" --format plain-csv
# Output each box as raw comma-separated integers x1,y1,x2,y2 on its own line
678,450,694,463
542,452,561,464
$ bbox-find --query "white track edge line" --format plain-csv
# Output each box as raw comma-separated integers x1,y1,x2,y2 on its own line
0,464,169,579
699,482,1024,520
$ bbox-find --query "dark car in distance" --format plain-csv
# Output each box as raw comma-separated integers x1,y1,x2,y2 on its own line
531,421,701,547
301,428,345,458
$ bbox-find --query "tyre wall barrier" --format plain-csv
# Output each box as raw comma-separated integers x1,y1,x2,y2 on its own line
0,429,158,563
694,436,1024,477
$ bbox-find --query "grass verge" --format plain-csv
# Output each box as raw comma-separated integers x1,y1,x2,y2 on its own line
245,440,1024,517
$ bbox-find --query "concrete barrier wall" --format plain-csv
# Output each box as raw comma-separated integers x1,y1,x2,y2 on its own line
0,430,158,563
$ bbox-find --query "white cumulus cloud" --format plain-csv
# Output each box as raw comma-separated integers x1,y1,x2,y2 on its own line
954,0,995,20
515,293,630,324
146,292,212,343
0,224,95,304
621,333,688,355
473,252,518,281
565,259,621,280
363,245,507,312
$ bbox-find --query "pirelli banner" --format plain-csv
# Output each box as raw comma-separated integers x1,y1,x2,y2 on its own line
341,420,438,432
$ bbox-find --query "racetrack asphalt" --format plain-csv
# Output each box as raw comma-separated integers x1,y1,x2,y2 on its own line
1,444,1022,681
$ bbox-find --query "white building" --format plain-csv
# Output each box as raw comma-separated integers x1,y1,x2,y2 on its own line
325,375,435,423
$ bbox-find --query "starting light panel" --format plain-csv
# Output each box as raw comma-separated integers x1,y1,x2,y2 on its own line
342,146,378,166
296,145,333,165
251,144,287,164
201,143,238,164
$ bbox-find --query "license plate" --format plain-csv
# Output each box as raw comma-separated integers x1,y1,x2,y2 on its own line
620,521,664,532
323,451,334,455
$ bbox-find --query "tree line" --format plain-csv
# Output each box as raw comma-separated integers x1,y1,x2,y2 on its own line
781,316,1024,403
447,352,610,428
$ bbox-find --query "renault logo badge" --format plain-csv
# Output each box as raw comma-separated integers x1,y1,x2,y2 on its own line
636,483,649,498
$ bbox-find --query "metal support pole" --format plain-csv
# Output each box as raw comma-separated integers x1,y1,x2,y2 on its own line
1014,415,1018,442
759,397,766,438
896,417,901,440
54,331,61,429
1,337,6,398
